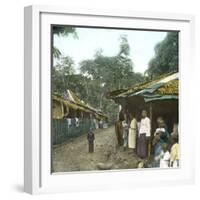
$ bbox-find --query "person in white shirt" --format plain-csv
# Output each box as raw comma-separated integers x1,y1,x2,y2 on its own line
137,110,151,158
159,143,170,168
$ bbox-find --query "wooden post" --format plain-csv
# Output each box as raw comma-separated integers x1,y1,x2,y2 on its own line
148,102,153,157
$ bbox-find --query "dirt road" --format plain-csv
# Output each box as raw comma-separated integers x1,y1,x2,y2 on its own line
52,125,140,172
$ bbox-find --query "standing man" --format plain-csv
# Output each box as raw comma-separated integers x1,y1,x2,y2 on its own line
137,110,151,158
115,112,124,147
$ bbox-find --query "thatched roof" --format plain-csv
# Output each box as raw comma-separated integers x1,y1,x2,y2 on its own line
156,78,178,95
53,90,108,119
107,72,178,103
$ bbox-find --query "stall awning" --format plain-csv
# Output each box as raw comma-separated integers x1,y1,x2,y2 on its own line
107,71,178,103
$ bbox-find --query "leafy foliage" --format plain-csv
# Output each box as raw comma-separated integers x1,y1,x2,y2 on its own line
52,56,75,94
53,25,78,38
79,35,144,122
52,25,78,58
53,47,62,59
146,32,178,78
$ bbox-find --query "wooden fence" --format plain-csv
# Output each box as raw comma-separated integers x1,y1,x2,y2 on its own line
52,118,94,145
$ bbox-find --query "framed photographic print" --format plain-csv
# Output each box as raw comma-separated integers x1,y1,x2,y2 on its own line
24,5,195,194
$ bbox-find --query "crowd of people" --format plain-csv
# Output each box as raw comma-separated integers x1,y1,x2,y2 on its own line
116,110,179,168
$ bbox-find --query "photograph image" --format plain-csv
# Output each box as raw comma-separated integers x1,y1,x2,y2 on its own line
51,25,179,173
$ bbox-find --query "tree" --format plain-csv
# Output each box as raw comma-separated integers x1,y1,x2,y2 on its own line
52,33,144,123
52,56,75,95
146,32,178,78
53,26,77,37
52,25,78,59
79,35,144,123
118,35,130,57
53,47,62,59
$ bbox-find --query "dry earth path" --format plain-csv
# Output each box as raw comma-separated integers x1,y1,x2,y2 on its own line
52,125,140,172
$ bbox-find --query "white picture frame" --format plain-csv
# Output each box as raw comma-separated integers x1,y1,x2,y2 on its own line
24,5,195,194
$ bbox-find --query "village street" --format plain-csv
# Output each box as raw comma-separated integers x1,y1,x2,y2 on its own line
52,125,141,172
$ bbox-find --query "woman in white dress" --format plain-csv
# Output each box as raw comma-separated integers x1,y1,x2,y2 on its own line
128,113,137,152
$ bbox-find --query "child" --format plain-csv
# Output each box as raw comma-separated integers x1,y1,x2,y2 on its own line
160,143,170,168
87,128,95,153
154,119,169,143
153,133,162,167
